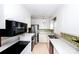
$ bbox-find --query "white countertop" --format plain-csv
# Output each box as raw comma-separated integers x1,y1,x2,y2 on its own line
49,37,79,54
24,33,35,36
0,33,35,53
20,33,35,41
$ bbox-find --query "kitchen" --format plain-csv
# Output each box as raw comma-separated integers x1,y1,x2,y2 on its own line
0,4,79,54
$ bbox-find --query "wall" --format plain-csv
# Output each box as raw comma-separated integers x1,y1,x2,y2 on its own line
0,5,5,29
0,4,31,46
52,5,63,35
4,4,31,28
50,19,53,29
31,18,50,29
54,5,79,36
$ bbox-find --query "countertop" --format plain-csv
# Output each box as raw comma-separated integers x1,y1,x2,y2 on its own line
0,33,35,53
49,35,79,54
20,33,35,41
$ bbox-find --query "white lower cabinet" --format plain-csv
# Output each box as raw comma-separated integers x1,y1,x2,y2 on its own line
54,47,59,54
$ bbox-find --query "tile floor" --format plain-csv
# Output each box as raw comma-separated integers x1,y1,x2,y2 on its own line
32,42,49,54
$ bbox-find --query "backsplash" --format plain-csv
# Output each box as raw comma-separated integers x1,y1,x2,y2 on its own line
39,29,53,34
61,32,79,47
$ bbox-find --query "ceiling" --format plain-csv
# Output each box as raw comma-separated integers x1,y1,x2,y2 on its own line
24,4,62,18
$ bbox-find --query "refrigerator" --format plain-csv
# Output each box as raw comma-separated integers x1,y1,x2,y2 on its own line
31,24,39,43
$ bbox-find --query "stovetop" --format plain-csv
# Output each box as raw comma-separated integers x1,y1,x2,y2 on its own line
0,41,30,54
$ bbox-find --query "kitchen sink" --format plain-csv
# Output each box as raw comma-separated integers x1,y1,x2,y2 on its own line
48,35,59,39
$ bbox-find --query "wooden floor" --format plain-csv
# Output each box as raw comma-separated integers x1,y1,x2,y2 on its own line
32,43,49,54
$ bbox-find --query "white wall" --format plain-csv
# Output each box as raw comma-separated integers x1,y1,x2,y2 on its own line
0,4,31,46
4,4,31,28
52,5,64,35
31,18,50,29
0,5,5,29
54,5,79,36
50,19,53,29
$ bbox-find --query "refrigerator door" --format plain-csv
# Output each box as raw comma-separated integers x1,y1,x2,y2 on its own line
31,25,35,33
31,24,39,43
31,25,39,33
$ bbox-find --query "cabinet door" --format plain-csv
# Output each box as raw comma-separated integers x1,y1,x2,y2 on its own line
49,40,54,54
